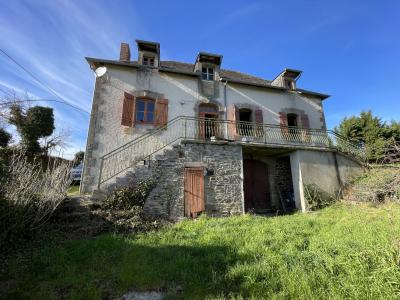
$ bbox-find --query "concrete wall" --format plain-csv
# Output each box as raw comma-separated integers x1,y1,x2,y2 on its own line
290,149,364,210
225,83,325,129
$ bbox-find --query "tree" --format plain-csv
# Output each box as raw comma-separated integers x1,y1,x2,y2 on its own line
0,128,11,148
40,129,70,156
73,151,85,165
335,111,400,162
9,105,55,155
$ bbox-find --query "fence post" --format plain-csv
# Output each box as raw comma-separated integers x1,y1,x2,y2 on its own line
184,118,187,139
97,157,104,190
264,125,267,144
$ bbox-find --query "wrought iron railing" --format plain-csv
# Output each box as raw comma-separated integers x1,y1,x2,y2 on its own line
98,116,365,187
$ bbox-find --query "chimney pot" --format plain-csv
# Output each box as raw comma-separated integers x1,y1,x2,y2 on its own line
120,43,130,61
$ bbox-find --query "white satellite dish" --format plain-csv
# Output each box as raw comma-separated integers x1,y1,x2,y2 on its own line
94,66,107,78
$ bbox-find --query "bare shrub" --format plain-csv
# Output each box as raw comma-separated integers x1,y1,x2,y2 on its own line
0,152,72,247
304,184,340,211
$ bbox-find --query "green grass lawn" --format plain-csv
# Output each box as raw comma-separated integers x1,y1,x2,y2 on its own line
2,202,400,299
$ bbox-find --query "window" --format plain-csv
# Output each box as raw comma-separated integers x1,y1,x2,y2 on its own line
238,109,252,136
284,78,293,89
239,109,252,122
135,99,155,123
201,67,214,81
143,56,155,66
287,113,298,127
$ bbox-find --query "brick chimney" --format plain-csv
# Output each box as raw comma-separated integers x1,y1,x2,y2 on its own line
119,42,130,61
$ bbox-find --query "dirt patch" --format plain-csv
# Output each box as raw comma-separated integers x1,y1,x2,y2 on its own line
119,290,164,300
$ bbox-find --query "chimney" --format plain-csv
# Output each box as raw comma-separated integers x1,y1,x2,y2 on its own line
119,42,130,61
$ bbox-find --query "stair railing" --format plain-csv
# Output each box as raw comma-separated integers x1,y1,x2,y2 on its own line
98,116,365,188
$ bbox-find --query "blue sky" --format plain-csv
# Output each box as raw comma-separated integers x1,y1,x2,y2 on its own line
1,0,399,158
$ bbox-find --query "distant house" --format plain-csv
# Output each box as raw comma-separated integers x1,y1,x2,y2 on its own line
81,40,364,219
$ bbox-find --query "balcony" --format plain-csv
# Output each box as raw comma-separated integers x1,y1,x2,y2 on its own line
98,117,365,186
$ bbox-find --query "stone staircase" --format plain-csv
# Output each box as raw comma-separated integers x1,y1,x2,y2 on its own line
52,196,111,236
93,144,185,208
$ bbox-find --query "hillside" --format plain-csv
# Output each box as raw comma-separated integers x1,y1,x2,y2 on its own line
1,167,400,299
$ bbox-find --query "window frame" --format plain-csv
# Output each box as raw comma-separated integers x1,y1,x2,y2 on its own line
284,78,294,89
201,67,214,81
287,113,298,127
135,98,156,124
143,56,155,66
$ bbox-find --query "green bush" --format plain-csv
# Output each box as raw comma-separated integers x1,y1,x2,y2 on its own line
102,179,156,210
100,179,163,233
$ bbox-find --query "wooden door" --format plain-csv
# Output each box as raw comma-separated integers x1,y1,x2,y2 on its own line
184,167,205,218
243,159,270,212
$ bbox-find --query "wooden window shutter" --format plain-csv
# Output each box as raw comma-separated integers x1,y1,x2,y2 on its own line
121,92,135,126
279,112,289,137
255,109,263,123
227,105,239,140
300,113,310,128
300,113,311,141
254,109,263,137
155,99,169,127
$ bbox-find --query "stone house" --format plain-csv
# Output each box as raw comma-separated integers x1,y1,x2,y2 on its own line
81,40,364,219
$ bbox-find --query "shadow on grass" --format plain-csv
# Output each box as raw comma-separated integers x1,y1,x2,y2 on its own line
2,234,251,299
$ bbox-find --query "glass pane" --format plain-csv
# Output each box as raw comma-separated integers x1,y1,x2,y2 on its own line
147,112,154,122
209,73,214,80
136,100,145,111
136,111,144,122
201,73,208,80
202,67,207,73
147,101,155,112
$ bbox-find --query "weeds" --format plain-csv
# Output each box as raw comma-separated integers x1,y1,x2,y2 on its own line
0,153,71,251
304,184,339,210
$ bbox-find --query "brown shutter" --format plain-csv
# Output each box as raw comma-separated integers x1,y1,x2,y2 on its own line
279,112,289,138
279,112,288,127
255,109,263,124
121,92,135,126
300,113,311,142
300,113,310,128
155,99,169,127
227,105,239,140
254,109,263,137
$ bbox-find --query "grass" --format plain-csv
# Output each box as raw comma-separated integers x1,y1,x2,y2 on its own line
1,202,400,299
67,184,80,196
347,165,400,202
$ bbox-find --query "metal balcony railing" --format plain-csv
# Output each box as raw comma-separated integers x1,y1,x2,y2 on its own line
98,116,365,187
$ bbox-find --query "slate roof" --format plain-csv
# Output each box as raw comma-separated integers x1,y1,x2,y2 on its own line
86,57,329,100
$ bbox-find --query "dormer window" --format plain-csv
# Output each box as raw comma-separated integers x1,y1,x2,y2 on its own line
136,40,160,67
143,56,155,66
284,78,294,90
202,67,214,81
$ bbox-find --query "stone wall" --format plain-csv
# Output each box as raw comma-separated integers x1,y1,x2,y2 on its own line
143,141,244,219
274,157,295,209
81,62,327,193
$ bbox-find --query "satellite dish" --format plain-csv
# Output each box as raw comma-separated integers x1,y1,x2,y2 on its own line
94,66,107,78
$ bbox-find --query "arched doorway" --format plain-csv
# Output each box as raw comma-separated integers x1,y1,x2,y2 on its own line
243,159,271,212
198,103,220,139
